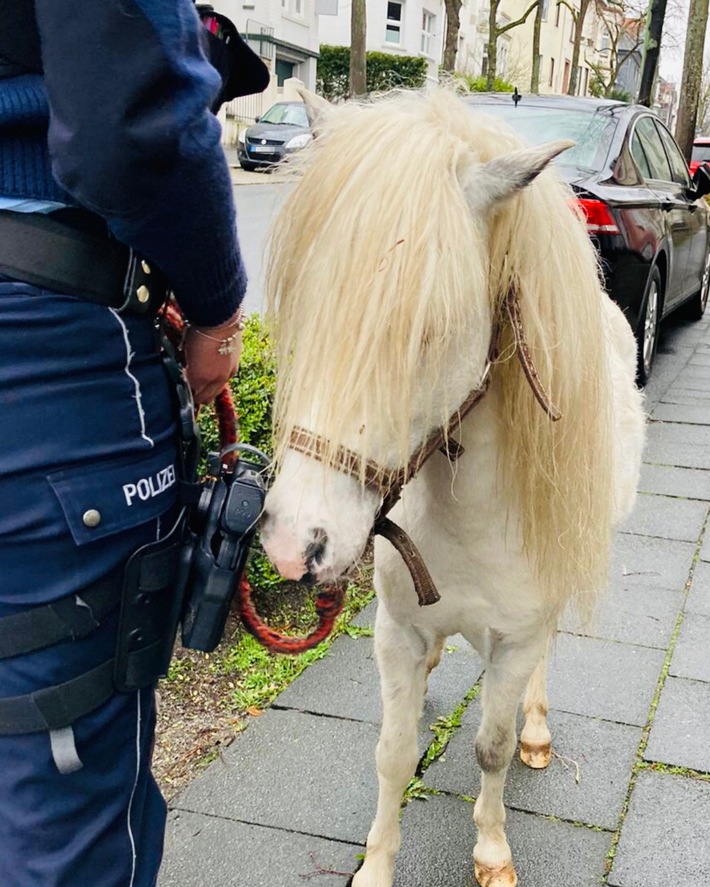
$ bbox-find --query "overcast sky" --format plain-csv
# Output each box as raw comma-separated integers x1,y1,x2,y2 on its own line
658,0,708,85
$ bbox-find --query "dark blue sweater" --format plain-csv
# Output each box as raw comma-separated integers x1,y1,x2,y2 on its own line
0,0,247,326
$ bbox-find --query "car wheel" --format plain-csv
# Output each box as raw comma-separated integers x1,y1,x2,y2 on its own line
636,266,662,386
239,160,258,172
685,243,710,321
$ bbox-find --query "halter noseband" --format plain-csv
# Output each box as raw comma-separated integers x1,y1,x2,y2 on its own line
287,287,561,607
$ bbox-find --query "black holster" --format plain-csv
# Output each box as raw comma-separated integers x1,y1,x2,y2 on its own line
113,509,192,693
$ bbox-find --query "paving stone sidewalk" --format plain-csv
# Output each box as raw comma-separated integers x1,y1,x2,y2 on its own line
160,312,710,887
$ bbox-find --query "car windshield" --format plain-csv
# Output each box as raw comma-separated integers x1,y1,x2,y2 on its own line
692,143,710,163
260,103,308,127
470,105,618,172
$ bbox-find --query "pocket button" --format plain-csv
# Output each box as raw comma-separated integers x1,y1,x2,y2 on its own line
82,509,102,528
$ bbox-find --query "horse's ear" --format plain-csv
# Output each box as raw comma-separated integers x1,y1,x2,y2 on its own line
460,140,574,212
297,88,333,133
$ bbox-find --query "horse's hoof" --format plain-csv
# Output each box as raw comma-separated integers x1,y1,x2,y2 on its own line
474,860,518,887
520,740,552,769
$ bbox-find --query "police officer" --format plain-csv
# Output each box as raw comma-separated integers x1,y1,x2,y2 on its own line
0,1,268,884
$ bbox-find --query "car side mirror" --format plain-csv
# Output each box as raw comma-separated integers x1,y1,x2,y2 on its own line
692,162,710,199
254,116,260,123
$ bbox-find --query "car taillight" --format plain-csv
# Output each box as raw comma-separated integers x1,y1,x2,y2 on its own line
575,198,620,235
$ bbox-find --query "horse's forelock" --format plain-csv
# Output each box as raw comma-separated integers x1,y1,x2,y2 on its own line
267,89,491,473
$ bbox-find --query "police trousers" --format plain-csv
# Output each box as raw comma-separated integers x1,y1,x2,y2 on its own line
0,277,179,887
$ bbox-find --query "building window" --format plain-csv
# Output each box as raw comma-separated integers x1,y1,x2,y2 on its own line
541,0,549,21
421,10,435,55
549,57,555,87
294,0,303,13
386,1,403,44
555,2,561,26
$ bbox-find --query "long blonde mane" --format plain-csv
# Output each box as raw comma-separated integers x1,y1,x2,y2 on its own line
266,88,615,611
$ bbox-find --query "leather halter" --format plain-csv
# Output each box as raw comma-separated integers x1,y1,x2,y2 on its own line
288,287,561,607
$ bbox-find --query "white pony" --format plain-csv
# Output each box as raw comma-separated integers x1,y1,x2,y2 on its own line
261,89,645,887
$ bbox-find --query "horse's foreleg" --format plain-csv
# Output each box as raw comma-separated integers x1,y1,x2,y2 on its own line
473,633,548,887
352,608,430,887
519,638,552,769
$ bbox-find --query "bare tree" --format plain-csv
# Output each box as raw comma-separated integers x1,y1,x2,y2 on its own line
698,60,710,133
567,0,593,94
350,0,367,97
585,1,643,97
637,0,669,105
675,0,710,159
442,0,464,71
486,0,540,89
530,0,545,91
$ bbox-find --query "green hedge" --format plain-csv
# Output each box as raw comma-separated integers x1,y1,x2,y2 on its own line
196,313,275,458
460,74,515,93
316,44,428,100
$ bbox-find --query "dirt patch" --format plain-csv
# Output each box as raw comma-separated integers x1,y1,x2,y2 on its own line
152,568,374,801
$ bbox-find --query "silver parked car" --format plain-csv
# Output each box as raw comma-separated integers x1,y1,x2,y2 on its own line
237,101,312,171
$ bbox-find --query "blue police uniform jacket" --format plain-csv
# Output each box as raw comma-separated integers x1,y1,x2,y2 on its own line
0,3,248,884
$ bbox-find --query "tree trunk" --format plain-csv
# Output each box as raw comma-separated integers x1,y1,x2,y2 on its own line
487,0,499,89
567,0,590,95
349,0,367,97
443,0,463,72
638,0,669,106
675,0,709,160
530,0,544,92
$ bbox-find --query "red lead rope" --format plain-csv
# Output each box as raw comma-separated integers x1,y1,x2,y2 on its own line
161,301,345,655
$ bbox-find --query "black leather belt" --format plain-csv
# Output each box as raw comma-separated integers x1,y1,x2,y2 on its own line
0,209,168,315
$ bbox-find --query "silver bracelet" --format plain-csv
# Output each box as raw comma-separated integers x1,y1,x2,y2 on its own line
191,308,245,355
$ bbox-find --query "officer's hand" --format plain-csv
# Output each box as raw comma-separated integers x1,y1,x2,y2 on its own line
183,314,243,405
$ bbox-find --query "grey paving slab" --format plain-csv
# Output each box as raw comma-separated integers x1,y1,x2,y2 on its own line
643,421,710,470
425,705,639,829
701,532,710,562
608,770,710,887
561,584,683,649
659,393,710,407
669,612,710,682
274,634,380,723
610,533,695,592
638,463,710,501
174,708,379,844
651,403,710,424
389,794,611,887
664,365,710,382
159,811,362,887
350,598,377,629
274,633,482,740
644,676,710,772
662,380,710,394
687,560,710,614
546,633,665,726
619,491,707,542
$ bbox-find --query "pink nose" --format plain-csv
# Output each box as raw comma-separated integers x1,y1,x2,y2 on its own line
270,552,308,581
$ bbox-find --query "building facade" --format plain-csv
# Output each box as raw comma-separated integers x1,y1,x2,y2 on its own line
318,0,449,81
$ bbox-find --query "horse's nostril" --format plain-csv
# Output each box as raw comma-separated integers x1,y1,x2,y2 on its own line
304,527,328,568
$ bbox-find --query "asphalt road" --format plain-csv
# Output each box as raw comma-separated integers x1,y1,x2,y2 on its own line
231,176,290,315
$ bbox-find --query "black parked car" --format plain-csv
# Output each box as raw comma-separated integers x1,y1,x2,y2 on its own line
238,100,312,171
468,94,710,383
